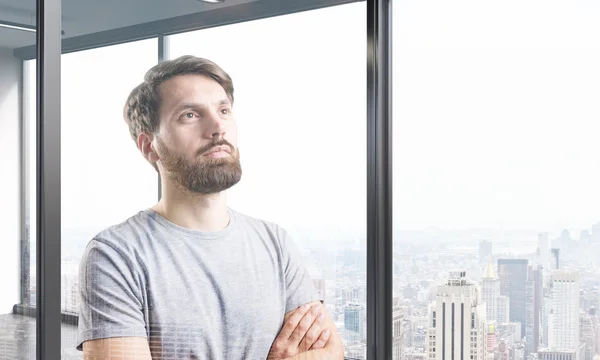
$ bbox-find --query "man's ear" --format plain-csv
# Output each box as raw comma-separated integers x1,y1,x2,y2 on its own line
137,132,160,164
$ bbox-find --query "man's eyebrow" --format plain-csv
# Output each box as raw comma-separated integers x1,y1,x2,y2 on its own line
216,99,232,106
172,99,231,113
172,102,202,113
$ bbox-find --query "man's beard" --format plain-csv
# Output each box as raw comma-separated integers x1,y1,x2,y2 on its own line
158,139,242,195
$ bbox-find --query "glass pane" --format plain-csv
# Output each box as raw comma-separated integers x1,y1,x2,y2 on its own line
393,1,600,360
0,0,37,357
63,1,365,359
60,39,158,358
168,3,367,358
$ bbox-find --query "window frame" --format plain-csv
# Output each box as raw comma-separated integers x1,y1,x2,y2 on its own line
16,0,393,359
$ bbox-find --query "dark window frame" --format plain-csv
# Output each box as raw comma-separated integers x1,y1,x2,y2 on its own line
17,0,393,359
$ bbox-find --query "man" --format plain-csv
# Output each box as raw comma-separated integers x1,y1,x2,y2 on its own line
77,55,343,359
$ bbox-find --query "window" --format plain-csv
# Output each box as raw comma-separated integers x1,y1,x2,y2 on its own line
169,2,367,358
1,1,37,356
59,39,158,356
394,0,600,359
25,60,36,309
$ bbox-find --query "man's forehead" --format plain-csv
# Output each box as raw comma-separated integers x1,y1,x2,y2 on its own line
159,76,228,104
161,73,221,90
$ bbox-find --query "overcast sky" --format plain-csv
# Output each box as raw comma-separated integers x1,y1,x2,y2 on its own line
30,0,600,241
393,0,600,232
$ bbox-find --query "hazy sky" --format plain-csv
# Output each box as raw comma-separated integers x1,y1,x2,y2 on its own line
393,0,600,232
29,1,600,242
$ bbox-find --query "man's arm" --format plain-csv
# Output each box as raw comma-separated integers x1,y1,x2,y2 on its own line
274,227,344,359
282,301,344,360
77,240,149,354
82,337,151,360
268,301,331,360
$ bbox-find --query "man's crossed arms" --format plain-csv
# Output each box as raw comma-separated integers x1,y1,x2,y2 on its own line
82,301,343,360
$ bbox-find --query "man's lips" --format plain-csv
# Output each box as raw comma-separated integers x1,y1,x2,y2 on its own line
203,145,232,156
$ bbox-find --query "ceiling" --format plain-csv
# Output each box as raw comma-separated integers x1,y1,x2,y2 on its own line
0,0,257,50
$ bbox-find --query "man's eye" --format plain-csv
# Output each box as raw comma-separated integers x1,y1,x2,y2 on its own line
184,112,197,119
221,109,229,115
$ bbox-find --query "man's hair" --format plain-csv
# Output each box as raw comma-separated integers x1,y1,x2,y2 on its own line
123,55,234,172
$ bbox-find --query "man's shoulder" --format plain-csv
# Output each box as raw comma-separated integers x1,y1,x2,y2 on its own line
230,208,280,230
84,210,153,255
229,209,289,242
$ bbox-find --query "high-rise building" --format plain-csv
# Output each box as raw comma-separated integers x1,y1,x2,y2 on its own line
525,266,543,355
481,257,500,322
579,311,595,360
548,269,580,357
393,296,404,360
542,285,553,348
539,233,550,270
551,249,560,270
591,307,600,357
535,245,542,268
403,318,413,349
498,295,510,324
526,275,535,356
498,259,529,335
344,303,365,343
479,240,493,264
427,271,486,360
533,267,543,351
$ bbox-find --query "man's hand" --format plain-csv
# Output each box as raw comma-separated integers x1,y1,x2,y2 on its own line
267,302,331,360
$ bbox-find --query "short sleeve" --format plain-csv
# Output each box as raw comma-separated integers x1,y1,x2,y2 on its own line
279,227,324,313
76,239,148,351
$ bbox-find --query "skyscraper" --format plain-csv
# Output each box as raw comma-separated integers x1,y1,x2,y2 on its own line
551,248,560,270
481,257,500,322
538,233,550,270
498,259,529,335
526,266,543,355
393,296,404,360
344,303,365,342
541,289,551,348
427,271,487,360
526,275,535,356
591,307,600,358
579,311,595,360
533,267,543,352
548,269,580,357
497,295,510,324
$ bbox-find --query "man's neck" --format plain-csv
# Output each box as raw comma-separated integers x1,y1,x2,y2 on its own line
152,181,230,232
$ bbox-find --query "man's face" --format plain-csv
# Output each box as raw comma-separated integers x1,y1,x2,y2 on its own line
153,74,242,194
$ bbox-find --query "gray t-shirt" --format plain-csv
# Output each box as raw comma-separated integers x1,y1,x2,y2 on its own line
77,208,322,359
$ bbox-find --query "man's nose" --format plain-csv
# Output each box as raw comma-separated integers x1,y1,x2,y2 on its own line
206,112,226,138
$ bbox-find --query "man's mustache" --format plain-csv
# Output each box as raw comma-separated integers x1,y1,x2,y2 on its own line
196,140,236,157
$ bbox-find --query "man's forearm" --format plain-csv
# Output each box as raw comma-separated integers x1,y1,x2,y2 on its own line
283,348,343,360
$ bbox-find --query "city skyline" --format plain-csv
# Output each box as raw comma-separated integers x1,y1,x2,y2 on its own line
45,223,600,360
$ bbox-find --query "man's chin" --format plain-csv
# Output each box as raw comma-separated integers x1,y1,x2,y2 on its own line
189,181,241,195
185,171,242,195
